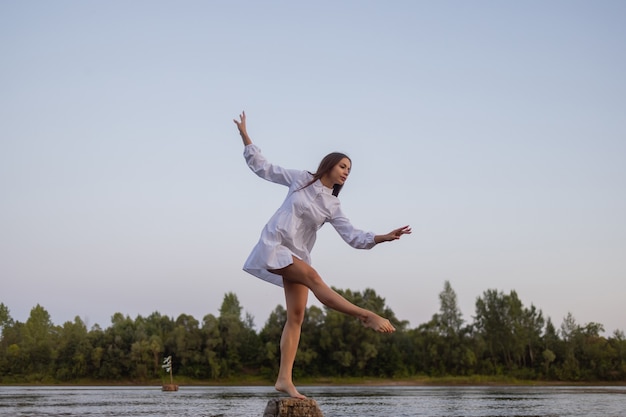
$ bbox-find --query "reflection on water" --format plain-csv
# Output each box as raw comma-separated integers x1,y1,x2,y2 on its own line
0,385,624,417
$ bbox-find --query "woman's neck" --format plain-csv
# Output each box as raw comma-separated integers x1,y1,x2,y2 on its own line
319,176,334,189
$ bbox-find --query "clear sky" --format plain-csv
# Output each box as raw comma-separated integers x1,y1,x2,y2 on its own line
1,1,625,335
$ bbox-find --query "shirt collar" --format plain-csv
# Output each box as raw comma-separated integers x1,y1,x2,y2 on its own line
314,179,334,195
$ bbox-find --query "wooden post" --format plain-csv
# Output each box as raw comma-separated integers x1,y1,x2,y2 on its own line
263,398,324,417
162,362,179,391
161,355,179,391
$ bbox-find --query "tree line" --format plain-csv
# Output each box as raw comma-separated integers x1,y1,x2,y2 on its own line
1,281,625,383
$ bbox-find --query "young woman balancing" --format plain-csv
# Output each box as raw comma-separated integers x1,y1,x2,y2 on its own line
233,111,411,399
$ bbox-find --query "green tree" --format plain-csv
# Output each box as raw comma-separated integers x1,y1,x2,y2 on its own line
99,313,136,379
296,305,324,376
0,303,13,335
172,313,204,378
259,305,287,378
576,322,611,380
557,312,581,380
542,317,560,379
318,288,401,377
216,292,246,377
127,315,156,381
54,316,92,381
0,303,16,378
239,312,262,372
202,313,222,379
22,304,56,378
474,289,514,372
87,324,105,378
143,312,172,376
608,330,626,380
474,289,543,374
144,312,175,345
436,281,463,338
423,281,474,376
516,303,544,373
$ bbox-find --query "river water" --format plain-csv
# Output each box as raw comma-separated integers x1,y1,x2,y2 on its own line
0,385,625,417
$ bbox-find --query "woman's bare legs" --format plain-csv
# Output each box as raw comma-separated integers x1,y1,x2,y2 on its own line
274,280,309,399
270,257,395,398
273,257,395,332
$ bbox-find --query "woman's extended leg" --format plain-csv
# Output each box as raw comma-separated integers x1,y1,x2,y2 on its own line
270,257,394,399
274,280,309,399
272,257,395,333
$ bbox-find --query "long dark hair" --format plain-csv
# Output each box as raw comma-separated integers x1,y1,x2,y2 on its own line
301,152,351,197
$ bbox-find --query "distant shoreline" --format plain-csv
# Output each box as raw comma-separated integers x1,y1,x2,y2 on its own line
2,376,625,387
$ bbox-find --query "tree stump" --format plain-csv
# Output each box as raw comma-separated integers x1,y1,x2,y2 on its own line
263,398,324,417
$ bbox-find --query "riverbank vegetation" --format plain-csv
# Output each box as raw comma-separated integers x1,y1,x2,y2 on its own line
1,282,625,384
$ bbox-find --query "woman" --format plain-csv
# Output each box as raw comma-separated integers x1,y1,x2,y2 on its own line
234,111,411,399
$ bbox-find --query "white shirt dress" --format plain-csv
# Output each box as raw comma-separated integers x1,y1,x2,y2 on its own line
243,144,376,287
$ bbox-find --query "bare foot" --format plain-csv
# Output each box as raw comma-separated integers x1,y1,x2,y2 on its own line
275,379,306,399
361,313,396,333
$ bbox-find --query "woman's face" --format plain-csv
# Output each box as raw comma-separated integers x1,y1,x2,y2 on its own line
325,157,351,186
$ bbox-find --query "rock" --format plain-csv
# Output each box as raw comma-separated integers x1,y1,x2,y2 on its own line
263,398,324,417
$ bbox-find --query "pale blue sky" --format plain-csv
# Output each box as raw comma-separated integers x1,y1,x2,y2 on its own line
1,1,625,335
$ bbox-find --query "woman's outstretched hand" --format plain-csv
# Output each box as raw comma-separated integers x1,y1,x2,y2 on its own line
233,111,252,146
375,225,412,244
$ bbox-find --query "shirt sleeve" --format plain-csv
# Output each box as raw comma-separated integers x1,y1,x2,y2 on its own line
329,205,377,249
244,144,302,186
